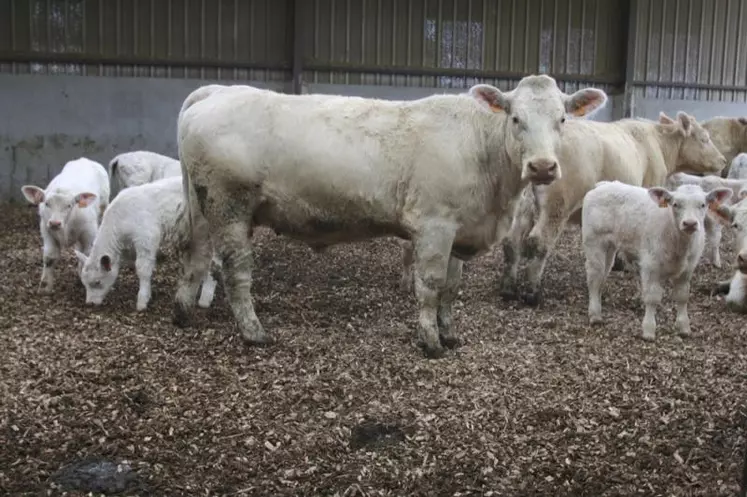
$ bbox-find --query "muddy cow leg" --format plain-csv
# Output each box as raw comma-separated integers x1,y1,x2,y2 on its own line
437,255,463,349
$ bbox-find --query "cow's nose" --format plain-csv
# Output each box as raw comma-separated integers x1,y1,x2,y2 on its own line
682,220,697,231
48,220,61,230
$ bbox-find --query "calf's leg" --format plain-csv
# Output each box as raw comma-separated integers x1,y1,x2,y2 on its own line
640,268,663,341
703,217,722,268
135,251,156,311
585,242,614,324
39,232,61,294
197,254,221,308
671,270,694,336
399,241,415,293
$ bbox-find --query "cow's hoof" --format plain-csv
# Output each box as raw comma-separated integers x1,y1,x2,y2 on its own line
521,292,542,307
421,344,446,359
242,334,275,347
611,258,626,272
172,305,191,328
499,286,519,301
589,316,604,326
439,334,461,349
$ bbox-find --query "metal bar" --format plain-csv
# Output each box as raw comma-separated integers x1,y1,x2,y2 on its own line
436,0,442,68
291,0,303,93
670,0,678,84
200,0,205,79
63,0,69,52
46,0,51,52
361,0,366,78
451,0,457,74
216,0,221,79
346,0,351,85
421,0,426,71
0,51,290,71
133,0,138,55
99,0,104,75
592,0,598,74
737,0,745,89
330,0,335,68
233,0,237,80
481,0,487,74
183,0,188,76
509,0,515,70
579,0,586,73
644,0,651,83
116,0,121,56
552,0,558,73
538,0,544,72
684,0,692,89
264,0,270,81
632,79,747,92
720,0,731,99
150,0,155,77
392,0,397,67
376,0,382,69
167,0,171,77
466,0,472,72
10,0,15,50
622,0,638,117
494,0,500,71
523,0,529,72
658,0,666,93
708,0,718,100
564,0,571,73
300,59,622,84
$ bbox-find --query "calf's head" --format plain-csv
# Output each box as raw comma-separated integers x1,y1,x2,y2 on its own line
713,191,747,274
658,112,727,175
469,74,607,185
75,250,119,306
648,184,733,235
21,185,97,237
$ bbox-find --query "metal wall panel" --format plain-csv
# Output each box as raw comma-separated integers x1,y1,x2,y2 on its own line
633,0,747,102
0,0,290,81
301,0,626,92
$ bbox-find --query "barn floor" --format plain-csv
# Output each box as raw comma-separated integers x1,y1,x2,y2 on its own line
1,204,746,497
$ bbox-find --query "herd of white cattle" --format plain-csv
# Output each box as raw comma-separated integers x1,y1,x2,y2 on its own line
18,74,747,359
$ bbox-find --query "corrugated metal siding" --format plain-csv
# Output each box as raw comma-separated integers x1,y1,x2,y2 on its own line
0,0,290,81
301,0,625,94
633,0,747,102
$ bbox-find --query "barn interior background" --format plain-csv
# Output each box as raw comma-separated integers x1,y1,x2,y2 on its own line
1,0,747,201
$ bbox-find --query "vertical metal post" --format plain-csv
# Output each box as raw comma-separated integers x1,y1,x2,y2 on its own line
290,0,304,94
622,0,638,118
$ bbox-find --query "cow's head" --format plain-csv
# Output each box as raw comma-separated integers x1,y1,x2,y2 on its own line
469,74,608,185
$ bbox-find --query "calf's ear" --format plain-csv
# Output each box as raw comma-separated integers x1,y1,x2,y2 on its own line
676,112,694,136
706,187,733,207
564,88,608,117
648,187,673,208
469,84,511,114
21,185,45,205
74,192,97,208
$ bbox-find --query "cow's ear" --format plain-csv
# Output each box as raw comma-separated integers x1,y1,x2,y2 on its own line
469,84,511,114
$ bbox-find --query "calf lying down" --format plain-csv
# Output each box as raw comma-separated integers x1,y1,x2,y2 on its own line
711,198,747,313
76,176,219,311
665,172,747,268
582,181,732,340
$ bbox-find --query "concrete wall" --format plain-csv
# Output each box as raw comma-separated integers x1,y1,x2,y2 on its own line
1,73,745,203
0,74,284,202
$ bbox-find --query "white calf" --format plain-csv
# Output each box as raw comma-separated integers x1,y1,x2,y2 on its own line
711,197,747,313
665,172,747,268
582,181,732,340
108,151,181,191
75,176,218,311
21,157,110,293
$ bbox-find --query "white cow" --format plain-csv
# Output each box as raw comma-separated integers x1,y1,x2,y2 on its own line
108,151,181,191
701,116,747,177
728,153,747,180
498,111,726,305
75,176,218,311
21,157,110,293
172,75,608,359
665,172,747,268
582,181,732,340
711,197,747,313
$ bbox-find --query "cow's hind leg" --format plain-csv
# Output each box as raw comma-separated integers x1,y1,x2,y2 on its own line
521,213,568,307
499,190,535,301
412,223,457,359
437,255,463,349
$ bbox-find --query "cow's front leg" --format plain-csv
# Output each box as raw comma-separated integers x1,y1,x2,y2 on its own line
412,223,456,359
437,255,463,349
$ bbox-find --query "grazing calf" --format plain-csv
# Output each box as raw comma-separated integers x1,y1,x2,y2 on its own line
701,116,747,177
665,172,747,268
21,158,110,293
173,75,608,359
499,111,727,306
582,181,732,340
711,197,747,313
729,153,747,180
108,150,181,191
75,176,218,311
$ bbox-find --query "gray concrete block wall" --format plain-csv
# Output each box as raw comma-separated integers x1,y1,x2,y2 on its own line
0,74,284,202
1,73,745,203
